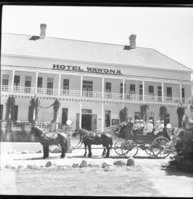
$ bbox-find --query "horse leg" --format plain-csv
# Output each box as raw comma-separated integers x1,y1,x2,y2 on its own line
84,143,87,156
43,145,47,159
88,144,92,158
102,144,106,156
60,140,67,158
105,145,110,158
46,145,49,158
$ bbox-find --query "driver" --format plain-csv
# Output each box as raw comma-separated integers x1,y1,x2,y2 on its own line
116,115,133,135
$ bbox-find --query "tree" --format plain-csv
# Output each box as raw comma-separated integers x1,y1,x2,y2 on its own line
159,106,167,126
119,106,128,123
140,104,149,122
177,103,185,128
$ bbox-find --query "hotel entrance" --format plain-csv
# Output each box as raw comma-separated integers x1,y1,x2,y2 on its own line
76,109,97,131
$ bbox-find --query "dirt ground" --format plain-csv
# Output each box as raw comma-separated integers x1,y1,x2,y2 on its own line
0,155,193,196
0,142,193,196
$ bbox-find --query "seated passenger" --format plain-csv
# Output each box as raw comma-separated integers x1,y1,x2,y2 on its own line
143,120,153,135
131,119,140,134
139,119,144,129
154,120,164,135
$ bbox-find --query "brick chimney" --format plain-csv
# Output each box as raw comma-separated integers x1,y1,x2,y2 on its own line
129,34,136,49
40,24,47,39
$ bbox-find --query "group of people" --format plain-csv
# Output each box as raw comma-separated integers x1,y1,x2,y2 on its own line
117,115,166,136
131,119,165,136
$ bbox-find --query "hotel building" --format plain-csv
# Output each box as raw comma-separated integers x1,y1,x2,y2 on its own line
1,24,193,132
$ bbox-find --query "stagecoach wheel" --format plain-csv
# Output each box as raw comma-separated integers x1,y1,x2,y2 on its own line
151,136,171,158
144,144,155,156
121,140,138,157
114,139,125,156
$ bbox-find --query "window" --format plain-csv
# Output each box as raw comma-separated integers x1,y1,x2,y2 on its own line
134,112,140,120
11,106,18,121
149,86,154,94
130,84,135,94
62,108,68,125
106,82,111,92
63,79,69,90
139,85,143,100
25,76,32,93
14,75,20,86
158,86,162,102
47,78,54,82
167,87,172,100
82,109,92,114
83,81,93,97
182,88,185,103
0,105,3,120
2,74,9,85
105,110,111,127
37,77,43,88
47,78,54,95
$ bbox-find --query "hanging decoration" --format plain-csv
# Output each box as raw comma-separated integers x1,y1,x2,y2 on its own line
5,95,26,133
140,104,149,122
159,105,168,126
28,96,61,125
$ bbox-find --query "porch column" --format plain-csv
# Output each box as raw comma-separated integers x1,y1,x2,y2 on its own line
11,70,15,93
58,73,61,96
102,76,104,98
142,80,145,101
35,72,38,94
80,75,83,97
162,82,164,102
179,84,182,102
101,103,104,132
79,102,82,128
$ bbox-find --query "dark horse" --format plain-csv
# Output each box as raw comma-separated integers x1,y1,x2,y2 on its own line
30,126,68,159
72,127,113,158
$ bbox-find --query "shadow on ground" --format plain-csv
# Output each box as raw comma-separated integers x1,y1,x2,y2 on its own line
161,165,193,177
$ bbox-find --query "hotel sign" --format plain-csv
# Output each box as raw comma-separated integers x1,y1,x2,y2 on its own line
53,64,122,75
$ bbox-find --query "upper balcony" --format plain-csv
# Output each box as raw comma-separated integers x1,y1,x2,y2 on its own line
1,85,190,104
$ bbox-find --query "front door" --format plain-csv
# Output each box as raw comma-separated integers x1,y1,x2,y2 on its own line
82,114,92,131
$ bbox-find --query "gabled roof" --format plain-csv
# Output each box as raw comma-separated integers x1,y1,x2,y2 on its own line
1,33,192,72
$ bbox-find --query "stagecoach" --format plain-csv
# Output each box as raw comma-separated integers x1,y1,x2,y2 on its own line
113,122,173,158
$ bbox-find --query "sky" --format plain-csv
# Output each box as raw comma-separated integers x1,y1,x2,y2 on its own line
2,6,193,79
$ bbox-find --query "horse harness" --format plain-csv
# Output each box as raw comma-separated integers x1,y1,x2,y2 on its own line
79,128,100,144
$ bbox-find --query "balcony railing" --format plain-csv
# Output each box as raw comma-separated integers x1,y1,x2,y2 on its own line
104,92,122,99
60,89,81,97
0,120,53,131
13,86,35,94
164,96,181,103
1,85,12,92
124,94,143,101
82,91,102,98
144,95,162,102
1,85,190,104
37,87,58,95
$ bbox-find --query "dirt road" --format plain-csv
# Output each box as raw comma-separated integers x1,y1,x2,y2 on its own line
0,149,193,196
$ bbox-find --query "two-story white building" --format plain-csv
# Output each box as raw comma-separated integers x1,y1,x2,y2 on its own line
1,24,192,131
